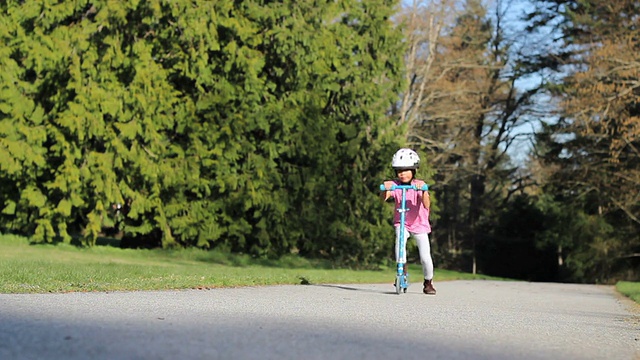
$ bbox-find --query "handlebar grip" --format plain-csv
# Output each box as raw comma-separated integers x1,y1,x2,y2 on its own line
379,184,429,191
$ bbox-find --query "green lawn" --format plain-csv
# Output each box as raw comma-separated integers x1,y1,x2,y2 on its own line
3,234,637,304
616,281,640,304
0,234,500,294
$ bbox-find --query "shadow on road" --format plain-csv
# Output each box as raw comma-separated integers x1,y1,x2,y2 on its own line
312,283,399,296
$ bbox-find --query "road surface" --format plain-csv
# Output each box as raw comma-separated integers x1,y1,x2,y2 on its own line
1,280,638,359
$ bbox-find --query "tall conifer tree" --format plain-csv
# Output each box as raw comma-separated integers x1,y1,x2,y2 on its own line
0,0,404,265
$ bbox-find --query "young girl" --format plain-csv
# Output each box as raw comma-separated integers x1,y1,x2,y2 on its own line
381,148,436,295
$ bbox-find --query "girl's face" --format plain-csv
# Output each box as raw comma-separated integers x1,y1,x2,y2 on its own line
395,169,413,183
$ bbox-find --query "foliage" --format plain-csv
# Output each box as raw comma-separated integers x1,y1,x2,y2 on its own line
557,0,640,223
534,122,638,283
2,0,637,283
0,0,405,266
394,0,541,274
525,0,640,282
478,194,558,282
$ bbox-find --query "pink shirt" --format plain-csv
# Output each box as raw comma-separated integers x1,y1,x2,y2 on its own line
391,179,431,234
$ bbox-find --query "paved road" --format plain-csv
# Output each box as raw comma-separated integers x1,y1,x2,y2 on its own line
0,280,638,359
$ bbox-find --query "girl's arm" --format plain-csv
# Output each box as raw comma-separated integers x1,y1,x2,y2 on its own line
422,191,430,209
414,180,430,209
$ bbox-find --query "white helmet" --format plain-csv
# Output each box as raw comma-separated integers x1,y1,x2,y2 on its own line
391,148,420,170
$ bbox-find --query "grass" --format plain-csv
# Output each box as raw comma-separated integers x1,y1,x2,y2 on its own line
0,234,502,294
616,281,640,304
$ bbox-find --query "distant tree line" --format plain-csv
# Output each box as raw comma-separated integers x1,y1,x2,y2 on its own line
397,0,639,283
0,0,637,283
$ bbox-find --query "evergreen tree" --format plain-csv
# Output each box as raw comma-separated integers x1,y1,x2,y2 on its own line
0,0,405,265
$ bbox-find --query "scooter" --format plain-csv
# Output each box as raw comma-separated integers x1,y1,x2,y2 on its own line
379,183,429,294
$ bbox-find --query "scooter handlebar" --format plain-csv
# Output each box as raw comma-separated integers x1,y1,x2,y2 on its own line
379,184,429,191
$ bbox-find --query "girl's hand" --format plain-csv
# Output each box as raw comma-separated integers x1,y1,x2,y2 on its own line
415,180,426,190
383,181,395,190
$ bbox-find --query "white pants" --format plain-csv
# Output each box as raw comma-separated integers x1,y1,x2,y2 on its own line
395,226,434,280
